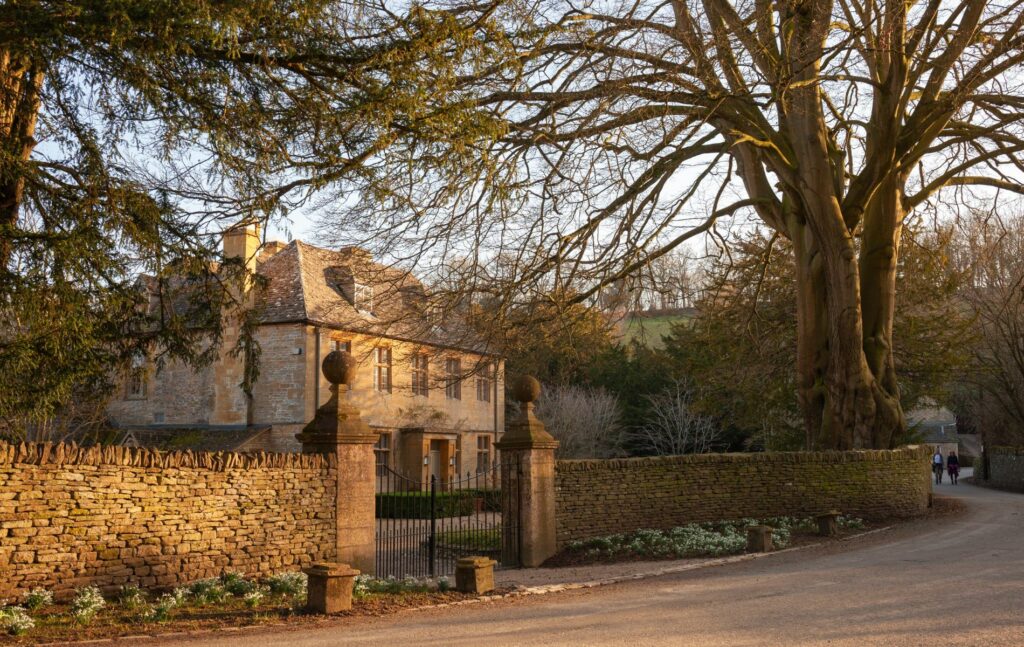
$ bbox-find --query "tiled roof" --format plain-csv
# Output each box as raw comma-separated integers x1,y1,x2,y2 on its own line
255,240,491,354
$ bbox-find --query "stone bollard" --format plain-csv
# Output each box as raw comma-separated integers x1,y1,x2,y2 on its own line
746,526,774,553
815,510,841,537
455,556,497,594
303,562,360,614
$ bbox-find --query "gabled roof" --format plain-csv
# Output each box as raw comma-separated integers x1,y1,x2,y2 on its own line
255,240,491,355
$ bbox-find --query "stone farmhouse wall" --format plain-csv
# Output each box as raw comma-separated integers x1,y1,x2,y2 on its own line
985,446,1024,492
555,447,932,546
0,442,336,600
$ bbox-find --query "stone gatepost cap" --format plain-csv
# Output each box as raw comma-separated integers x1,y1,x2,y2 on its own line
322,351,357,386
746,525,773,532
456,556,497,568
303,562,361,577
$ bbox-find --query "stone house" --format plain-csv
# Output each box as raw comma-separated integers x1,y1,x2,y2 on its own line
107,223,504,484
907,403,960,460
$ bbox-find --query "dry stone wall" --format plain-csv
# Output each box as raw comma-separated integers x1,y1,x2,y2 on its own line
985,447,1024,492
555,447,932,546
0,442,336,600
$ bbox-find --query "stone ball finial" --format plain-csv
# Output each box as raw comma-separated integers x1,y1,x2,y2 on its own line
322,350,357,386
511,375,541,404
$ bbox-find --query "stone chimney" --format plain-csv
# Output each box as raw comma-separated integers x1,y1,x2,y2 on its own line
212,219,261,427
223,220,262,289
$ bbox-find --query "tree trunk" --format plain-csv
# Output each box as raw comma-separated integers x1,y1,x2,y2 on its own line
858,175,907,447
787,183,907,450
788,209,832,450
0,49,42,267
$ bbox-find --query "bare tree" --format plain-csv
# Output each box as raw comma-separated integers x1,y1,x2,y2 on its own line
954,212,1024,445
319,0,1024,450
534,384,625,459
632,380,720,455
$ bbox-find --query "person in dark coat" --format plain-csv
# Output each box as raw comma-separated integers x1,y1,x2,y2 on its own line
947,451,960,485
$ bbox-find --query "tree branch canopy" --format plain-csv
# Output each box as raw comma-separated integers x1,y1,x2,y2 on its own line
317,0,1024,449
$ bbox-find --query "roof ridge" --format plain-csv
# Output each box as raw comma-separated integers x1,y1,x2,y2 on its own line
293,240,310,322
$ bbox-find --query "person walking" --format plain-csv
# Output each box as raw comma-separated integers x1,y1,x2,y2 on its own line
947,451,960,485
933,449,945,485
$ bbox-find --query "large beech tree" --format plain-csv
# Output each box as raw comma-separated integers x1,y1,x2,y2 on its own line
326,0,1024,449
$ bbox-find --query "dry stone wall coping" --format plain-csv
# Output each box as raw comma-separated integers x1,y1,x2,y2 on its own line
0,441,333,470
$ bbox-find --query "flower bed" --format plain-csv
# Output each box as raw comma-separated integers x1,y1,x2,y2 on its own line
0,571,481,644
547,516,866,566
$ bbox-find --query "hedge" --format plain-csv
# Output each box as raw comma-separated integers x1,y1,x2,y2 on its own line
375,489,502,519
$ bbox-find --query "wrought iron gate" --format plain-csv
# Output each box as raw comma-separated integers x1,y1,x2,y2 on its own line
375,455,521,578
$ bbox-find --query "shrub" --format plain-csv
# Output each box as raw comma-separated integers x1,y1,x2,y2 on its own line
170,587,190,606
188,579,229,605
118,585,147,610
22,588,53,611
352,575,439,598
221,571,256,596
375,491,475,519
265,572,307,597
145,593,180,623
0,605,35,636
70,586,106,625
243,587,267,609
462,489,502,512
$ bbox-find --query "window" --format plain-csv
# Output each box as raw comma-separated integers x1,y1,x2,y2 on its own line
476,435,491,473
333,339,352,353
374,433,391,476
374,347,392,393
445,358,462,400
411,354,429,397
354,282,373,312
125,353,147,400
476,364,493,402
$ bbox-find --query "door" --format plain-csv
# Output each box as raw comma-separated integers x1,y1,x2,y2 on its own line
429,439,443,483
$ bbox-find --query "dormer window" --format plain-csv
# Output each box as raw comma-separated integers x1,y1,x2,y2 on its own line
354,282,373,313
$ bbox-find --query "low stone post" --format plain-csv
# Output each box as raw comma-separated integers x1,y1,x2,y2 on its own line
455,556,497,594
496,376,560,568
815,510,841,537
746,525,774,552
303,562,360,614
296,351,379,575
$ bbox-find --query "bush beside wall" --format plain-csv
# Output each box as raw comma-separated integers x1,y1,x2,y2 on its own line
0,442,336,601
555,446,932,547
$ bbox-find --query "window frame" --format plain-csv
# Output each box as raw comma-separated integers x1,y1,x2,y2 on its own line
476,435,491,473
333,338,352,354
354,282,374,312
411,353,429,398
445,357,462,400
125,353,148,400
374,432,391,475
475,363,493,403
374,346,393,393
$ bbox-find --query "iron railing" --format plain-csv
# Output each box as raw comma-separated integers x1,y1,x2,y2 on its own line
375,455,521,578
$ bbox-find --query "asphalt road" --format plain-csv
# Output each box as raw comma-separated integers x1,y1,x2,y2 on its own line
162,469,1024,647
